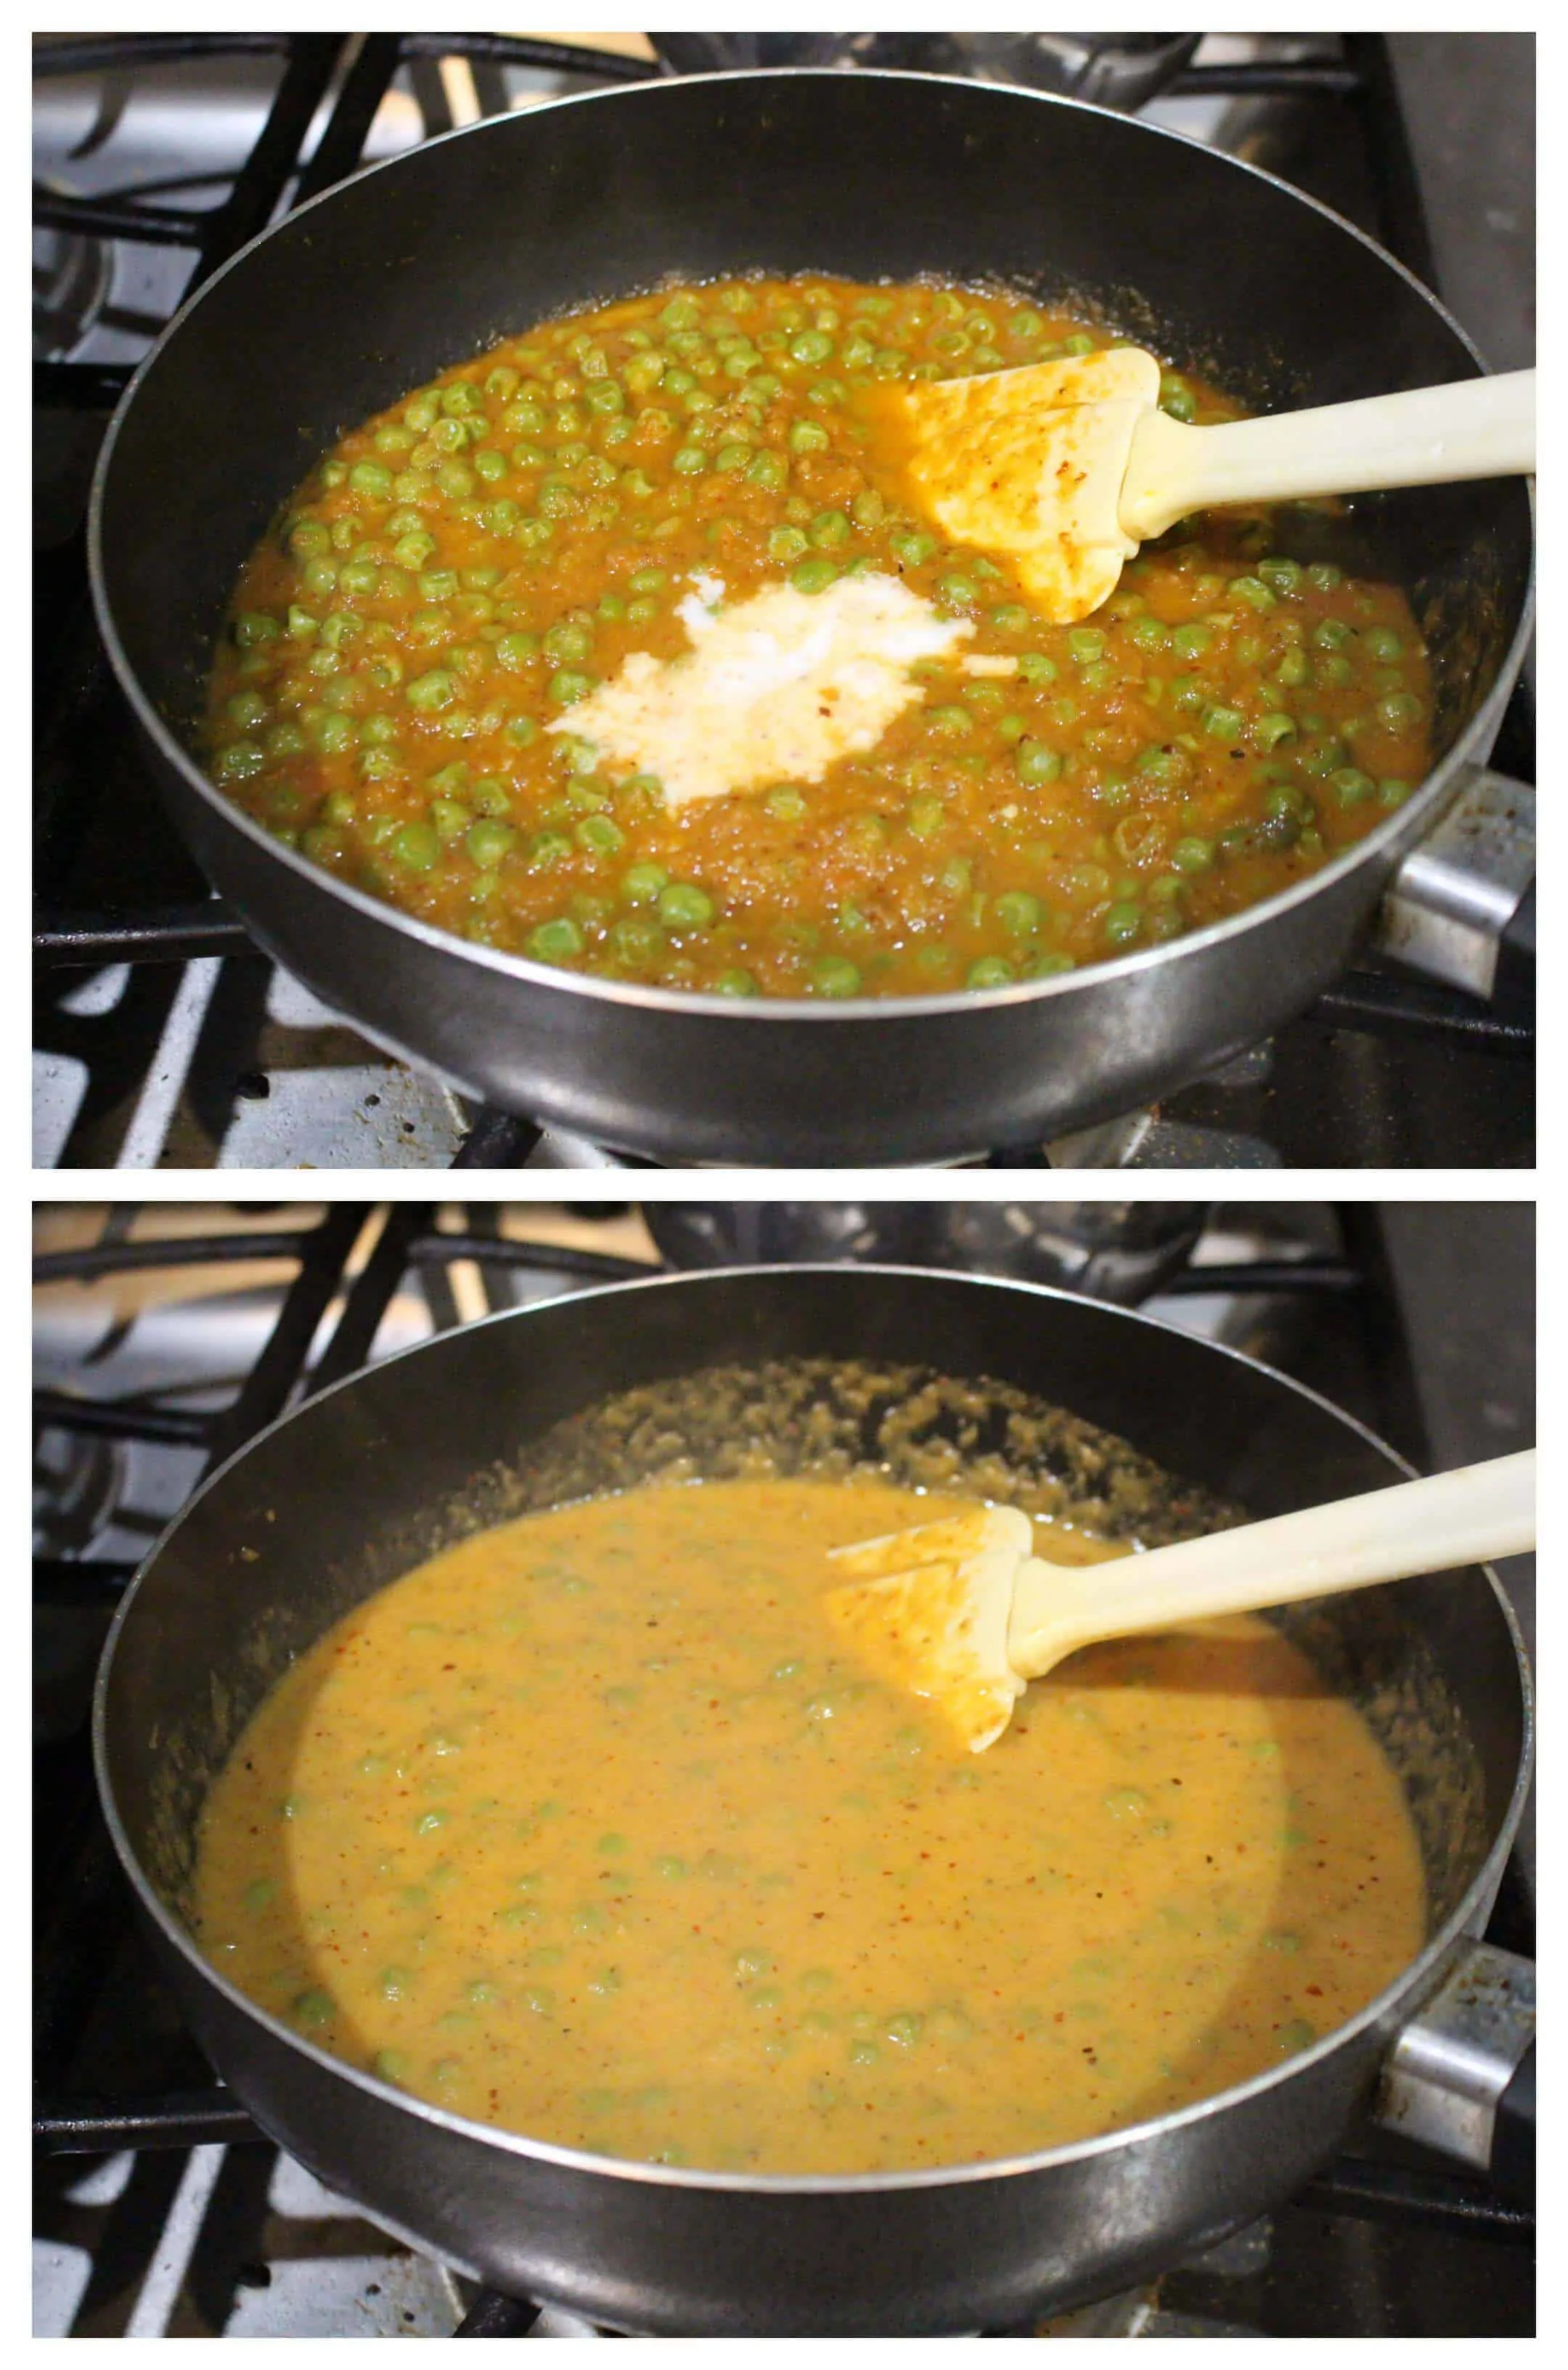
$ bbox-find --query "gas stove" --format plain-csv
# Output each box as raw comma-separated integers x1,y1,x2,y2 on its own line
33,1200,1534,2334
33,31,1534,1168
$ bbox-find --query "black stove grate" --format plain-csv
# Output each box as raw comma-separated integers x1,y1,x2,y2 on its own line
33,1209,1533,2332
33,33,1534,1166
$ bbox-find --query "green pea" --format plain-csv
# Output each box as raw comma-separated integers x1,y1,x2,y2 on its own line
994,889,1042,935
769,526,809,563
1171,623,1212,661
1331,767,1376,807
658,881,715,929
809,956,862,998
747,450,788,492
528,917,584,962
928,705,973,738
891,529,936,569
1252,712,1297,751
1159,375,1196,423
543,619,593,664
936,571,976,611
291,1989,335,2029
1313,616,1355,651
407,669,456,712
1259,557,1303,595
906,794,947,839
1128,613,1169,651
791,557,838,596
1016,738,1062,786
885,2012,923,2048
790,330,834,365
621,862,669,903
234,609,282,648
1228,574,1276,612
495,632,539,673
1306,561,1344,592
1274,646,1311,690
788,419,830,453
576,813,624,858
1170,835,1213,874
629,566,666,595
1203,704,1245,744
1069,627,1106,664
809,509,851,550
1377,691,1424,733
714,968,759,997
549,669,596,706
967,956,1015,989
465,820,516,870
1017,651,1058,685
1104,902,1143,946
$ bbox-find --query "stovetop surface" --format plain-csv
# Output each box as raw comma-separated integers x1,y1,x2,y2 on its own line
32,31,1535,1169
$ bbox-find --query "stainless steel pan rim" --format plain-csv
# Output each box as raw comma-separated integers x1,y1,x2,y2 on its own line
86,69,1535,1035
91,1263,1535,2206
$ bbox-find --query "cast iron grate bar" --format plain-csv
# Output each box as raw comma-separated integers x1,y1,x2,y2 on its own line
33,191,209,246
33,903,250,965
35,1228,317,1282
1297,2157,1533,2244
33,1390,214,1446
34,2090,265,2154
200,1202,369,1469
1162,1258,1360,1295
293,31,405,206
409,1232,656,1282
404,32,659,82
303,1201,431,1395
33,33,293,78
189,33,349,282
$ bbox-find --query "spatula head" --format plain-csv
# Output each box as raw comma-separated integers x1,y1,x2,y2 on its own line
822,1505,1032,1753
890,346,1161,623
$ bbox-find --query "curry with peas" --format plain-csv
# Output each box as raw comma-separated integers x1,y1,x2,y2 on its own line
195,1475,1425,2176
207,277,1434,1001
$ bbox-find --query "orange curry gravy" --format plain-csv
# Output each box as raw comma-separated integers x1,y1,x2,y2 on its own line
206,276,1433,1000
195,1478,1425,2175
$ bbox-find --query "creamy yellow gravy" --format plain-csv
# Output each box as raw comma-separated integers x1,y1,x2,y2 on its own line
195,1478,1425,2175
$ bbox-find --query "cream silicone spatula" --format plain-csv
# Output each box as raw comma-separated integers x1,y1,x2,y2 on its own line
887,350,1536,623
822,1449,1535,1754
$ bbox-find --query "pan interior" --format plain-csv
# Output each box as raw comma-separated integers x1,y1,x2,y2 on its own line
126,1355,1486,1947
99,73,1528,790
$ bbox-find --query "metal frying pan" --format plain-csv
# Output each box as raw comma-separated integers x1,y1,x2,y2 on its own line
90,70,1533,1163
94,1267,1533,2332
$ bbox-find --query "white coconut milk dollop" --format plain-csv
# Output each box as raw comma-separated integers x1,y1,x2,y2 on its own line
547,571,1014,813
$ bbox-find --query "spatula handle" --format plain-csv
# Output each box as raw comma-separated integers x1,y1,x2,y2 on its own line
1119,370,1535,541
1009,1449,1535,1678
